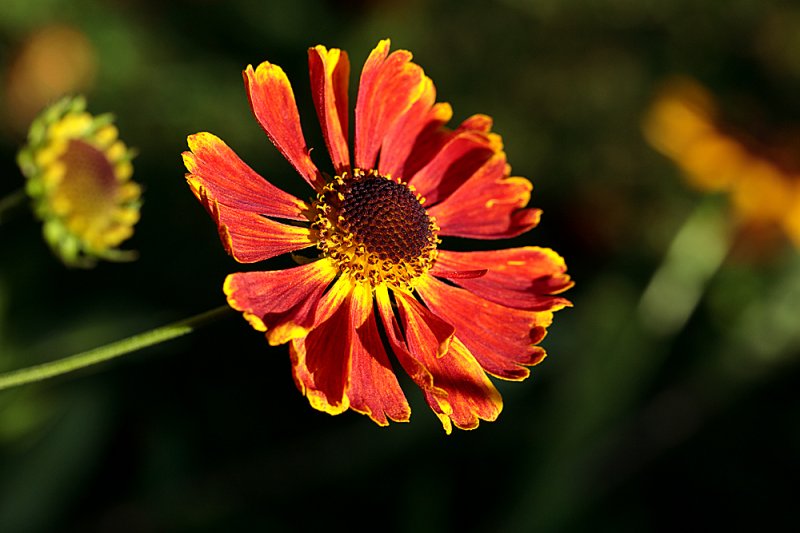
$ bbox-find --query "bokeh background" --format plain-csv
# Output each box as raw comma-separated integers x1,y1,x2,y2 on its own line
1,0,799,531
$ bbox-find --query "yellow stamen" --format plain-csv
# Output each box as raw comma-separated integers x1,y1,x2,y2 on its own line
309,168,440,291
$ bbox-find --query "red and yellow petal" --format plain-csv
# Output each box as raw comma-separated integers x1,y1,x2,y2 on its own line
416,275,553,381
395,290,454,357
193,185,315,263
308,45,351,174
407,129,501,205
428,151,540,240
183,132,307,220
354,39,426,170
394,290,502,433
431,247,573,311
457,114,494,134
375,286,501,433
388,102,453,182
427,337,503,433
378,75,437,177
375,285,443,400
289,278,411,423
290,304,352,416
289,276,355,415
346,284,411,425
244,62,324,191
224,258,338,345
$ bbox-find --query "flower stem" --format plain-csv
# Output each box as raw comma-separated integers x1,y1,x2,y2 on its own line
637,199,732,337
0,188,28,224
0,305,233,391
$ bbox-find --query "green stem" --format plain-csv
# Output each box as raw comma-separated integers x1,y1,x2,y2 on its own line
637,199,732,337
0,305,233,391
0,188,28,224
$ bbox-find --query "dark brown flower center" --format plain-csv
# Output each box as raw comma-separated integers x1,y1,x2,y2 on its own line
338,175,432,262
310,169,439,290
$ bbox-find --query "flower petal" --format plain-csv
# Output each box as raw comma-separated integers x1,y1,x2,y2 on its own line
224,258,338,345
308,45,351,174
394,290,454,357
244,62,324,191
431,247,573,311
430,337,503,432
394,290,502,433
193,185,315,263
354,39,426,170
346,284,411,425
378,76,439,177
375,285,448,422
457,114,494,133
290,309,351,416
289,276,355,415
390,102,454,182
416,275,553,381
183,132,307,220
407,129,500,205
427,151,540,239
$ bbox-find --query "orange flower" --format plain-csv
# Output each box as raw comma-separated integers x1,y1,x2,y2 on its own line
183,39,572,433
643,75,800,250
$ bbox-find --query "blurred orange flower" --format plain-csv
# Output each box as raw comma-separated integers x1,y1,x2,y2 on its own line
3,24,97,136
643,75,800,250
183,39,572,433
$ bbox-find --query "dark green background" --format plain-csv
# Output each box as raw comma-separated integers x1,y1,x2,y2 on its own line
1,1,799,531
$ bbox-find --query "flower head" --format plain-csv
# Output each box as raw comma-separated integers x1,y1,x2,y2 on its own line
643,75,800,251
183,39,572,433
17,95,141,267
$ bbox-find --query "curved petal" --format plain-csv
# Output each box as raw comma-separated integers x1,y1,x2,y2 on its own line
223,258,338,345
416,275,553,381
395,290,454,357
355,39,426,170
346,284,411,425
428,336,503,432
428,152,541,239
193,184,315,263
375,285,448,424
431,247,573,311
457,114,494,133
308,45,351,174
244,62,324,191
183,132,307,220
390,103,461,183
290,305,351,416
289,276,355,415
394,290,501,433
407,129,501,205
378,76,438,177
290,277,410,423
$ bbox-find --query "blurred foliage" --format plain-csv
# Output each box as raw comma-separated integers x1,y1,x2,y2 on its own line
1,0,799,532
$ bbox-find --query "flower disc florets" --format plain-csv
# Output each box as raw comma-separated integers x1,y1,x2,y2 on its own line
311,168,440,290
